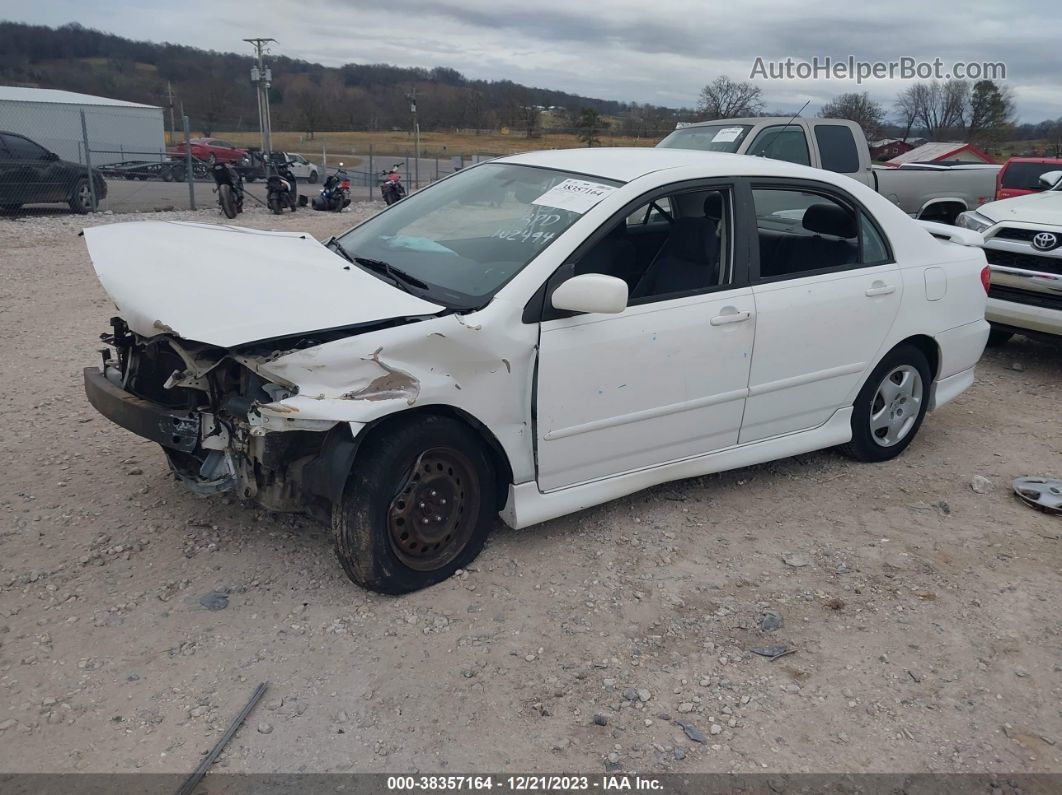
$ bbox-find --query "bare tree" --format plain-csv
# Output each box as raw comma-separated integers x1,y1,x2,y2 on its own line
522,104,541,138
697,76,764,120
293,89,327,140
895,79,969,139
893,86,921,142
818,92,885,138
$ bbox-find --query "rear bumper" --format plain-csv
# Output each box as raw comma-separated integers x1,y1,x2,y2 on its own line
928,366,975,412
83,367,198,452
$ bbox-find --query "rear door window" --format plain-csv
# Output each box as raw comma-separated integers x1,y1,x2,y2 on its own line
1001,162,1061,190
814,125,861,173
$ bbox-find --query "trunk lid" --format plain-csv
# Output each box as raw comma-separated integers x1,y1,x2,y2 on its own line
84,221,443,348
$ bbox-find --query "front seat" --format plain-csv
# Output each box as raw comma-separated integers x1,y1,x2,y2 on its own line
575,222,638,286
631,195,720,299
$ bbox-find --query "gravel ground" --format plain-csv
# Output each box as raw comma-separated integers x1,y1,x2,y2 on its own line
0,205,1060,775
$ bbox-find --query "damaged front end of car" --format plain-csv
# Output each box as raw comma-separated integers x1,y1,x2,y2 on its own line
85,316,359,520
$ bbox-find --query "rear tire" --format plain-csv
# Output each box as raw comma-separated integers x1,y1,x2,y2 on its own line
333,415,496,594
308,170,319,184
841,344,931,463
268,196,282,215
986,328,1013,347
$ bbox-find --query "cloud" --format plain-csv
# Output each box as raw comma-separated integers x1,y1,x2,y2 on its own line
3,0,1060,120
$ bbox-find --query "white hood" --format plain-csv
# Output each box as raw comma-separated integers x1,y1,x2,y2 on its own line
84,221,443,348
979,191,1062,227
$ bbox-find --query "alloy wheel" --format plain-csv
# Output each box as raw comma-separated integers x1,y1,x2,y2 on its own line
869,365,923,447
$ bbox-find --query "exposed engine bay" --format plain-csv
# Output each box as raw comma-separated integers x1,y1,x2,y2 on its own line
91,316,360,519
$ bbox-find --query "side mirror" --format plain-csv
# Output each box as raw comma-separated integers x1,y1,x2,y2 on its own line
551,273,628,315
45,151,59,161
1038,170,1062,190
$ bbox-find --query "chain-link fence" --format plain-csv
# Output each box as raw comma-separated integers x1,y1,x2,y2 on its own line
0,94,512,217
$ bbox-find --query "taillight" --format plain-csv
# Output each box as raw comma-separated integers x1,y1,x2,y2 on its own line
340,179,350,189
980,265,991,294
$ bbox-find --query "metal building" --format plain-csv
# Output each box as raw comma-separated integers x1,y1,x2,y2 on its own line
0,86,165,166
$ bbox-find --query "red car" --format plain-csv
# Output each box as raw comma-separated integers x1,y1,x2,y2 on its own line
169,138,247,165
995,156,1062,200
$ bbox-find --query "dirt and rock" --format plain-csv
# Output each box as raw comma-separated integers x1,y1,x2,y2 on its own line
0,205,1060,775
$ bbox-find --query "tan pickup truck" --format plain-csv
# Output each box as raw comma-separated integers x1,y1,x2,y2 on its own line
658,118,999,224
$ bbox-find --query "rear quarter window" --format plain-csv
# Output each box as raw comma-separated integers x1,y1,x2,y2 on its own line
1001,162,1061,190
814,125,861,174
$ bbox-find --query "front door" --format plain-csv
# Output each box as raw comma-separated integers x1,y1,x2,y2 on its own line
534,185,756,491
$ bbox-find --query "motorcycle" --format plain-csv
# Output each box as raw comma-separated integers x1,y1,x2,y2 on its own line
312,169,352,212
266,155,300,214
210,161,244,219
378,163,406,206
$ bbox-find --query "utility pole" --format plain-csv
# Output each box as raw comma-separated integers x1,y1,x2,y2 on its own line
166,82,177,147
244,37,276,156
407,86,420,189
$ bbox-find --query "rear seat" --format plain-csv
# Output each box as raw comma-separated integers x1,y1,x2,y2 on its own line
758,203,859,278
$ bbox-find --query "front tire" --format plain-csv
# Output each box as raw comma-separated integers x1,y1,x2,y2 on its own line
69,178,93,214
842,344,931,462
217,184,237,219
333,415,496,594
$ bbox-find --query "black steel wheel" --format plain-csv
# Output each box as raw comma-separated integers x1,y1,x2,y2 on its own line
386,447,478,572
333,415,496,594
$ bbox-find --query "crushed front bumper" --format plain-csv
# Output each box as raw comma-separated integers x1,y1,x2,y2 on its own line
83,367,199,452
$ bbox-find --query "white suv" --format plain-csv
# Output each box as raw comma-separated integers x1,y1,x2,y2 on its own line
958,170,1062,345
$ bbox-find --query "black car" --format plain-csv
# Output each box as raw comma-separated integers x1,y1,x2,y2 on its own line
0,130,108,214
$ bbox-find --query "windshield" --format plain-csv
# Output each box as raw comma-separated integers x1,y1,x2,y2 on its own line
657,124,753,153
336,163,622,308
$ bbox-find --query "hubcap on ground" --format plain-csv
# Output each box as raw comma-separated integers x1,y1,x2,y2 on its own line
870,365,923,447
387,447,477,571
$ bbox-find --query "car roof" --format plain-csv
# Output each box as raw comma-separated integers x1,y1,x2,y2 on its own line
496,147,837,184
1003,156,1062,165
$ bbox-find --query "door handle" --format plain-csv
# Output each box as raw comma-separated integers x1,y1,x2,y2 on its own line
710,309,751,326
865,281,896,297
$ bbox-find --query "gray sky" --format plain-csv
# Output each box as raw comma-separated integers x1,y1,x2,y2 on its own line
3,0,1060,122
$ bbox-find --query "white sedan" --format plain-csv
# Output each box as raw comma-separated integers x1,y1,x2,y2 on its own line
82,148,990,593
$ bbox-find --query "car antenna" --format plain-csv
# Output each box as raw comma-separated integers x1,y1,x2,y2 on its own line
765,99,811,159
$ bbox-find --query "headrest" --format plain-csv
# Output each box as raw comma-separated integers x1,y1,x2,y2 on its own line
703,192,724,221
802,203,857,239
667,217,718,264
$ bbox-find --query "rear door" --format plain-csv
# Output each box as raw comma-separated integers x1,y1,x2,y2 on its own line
0,135,19,206
740,180,901,443
811,122,873,186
